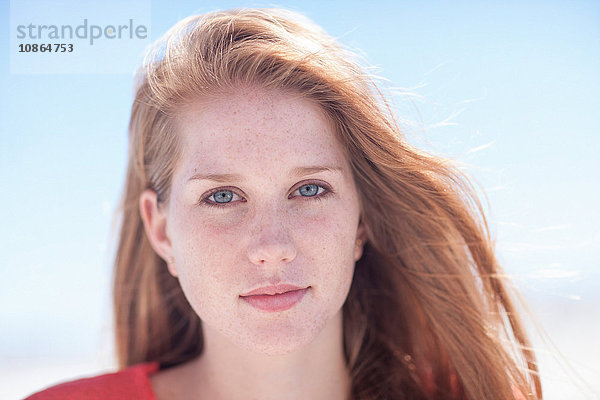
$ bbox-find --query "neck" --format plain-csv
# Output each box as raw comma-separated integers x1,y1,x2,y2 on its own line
187,311,351,400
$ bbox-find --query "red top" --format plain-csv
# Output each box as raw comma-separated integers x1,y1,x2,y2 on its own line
23,361,528,400
24,362,161,400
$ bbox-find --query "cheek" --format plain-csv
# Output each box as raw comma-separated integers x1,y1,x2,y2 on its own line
169,209,247,313
303,199,359,249
171,201,245,258
296,209,359,305
173,244,241,324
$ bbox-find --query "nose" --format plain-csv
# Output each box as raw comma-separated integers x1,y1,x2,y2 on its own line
246,206,297,268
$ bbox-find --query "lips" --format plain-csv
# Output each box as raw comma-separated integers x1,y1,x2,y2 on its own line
240,284,310,312
241,284,306,296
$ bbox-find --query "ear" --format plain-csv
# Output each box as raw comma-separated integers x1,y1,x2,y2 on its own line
139,189,177,277
354,216,368,262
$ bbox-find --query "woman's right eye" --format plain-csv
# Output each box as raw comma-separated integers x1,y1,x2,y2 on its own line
201,188,244,208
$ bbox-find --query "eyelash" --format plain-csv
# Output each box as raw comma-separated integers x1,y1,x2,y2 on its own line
199,182,334,209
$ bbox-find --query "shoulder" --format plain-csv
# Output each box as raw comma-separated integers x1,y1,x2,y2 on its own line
24,362,160,400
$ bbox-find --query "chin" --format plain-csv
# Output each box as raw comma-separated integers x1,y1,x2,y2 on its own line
236,332,319,356
227,313,330,356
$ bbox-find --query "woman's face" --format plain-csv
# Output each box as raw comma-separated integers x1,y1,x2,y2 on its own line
141,87,365,355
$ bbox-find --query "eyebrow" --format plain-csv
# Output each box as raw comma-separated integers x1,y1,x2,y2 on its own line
187,165,342,183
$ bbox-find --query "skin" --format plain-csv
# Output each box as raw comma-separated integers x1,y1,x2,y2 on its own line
140,86,366,400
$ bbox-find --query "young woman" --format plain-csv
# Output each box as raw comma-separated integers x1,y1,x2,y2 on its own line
26,8,541,400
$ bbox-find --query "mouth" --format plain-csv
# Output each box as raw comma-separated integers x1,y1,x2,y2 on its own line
241,284,308,297
240,285,310,312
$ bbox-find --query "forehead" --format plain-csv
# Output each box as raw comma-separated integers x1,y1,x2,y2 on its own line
173,88,349,175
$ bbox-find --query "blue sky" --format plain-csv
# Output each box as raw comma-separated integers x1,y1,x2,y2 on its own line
1,1,599,398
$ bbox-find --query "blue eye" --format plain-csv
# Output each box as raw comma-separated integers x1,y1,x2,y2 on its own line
298,184,321,197
202,188,243,207
211,190,234,203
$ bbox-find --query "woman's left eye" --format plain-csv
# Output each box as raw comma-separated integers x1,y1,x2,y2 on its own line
292,183,329,198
